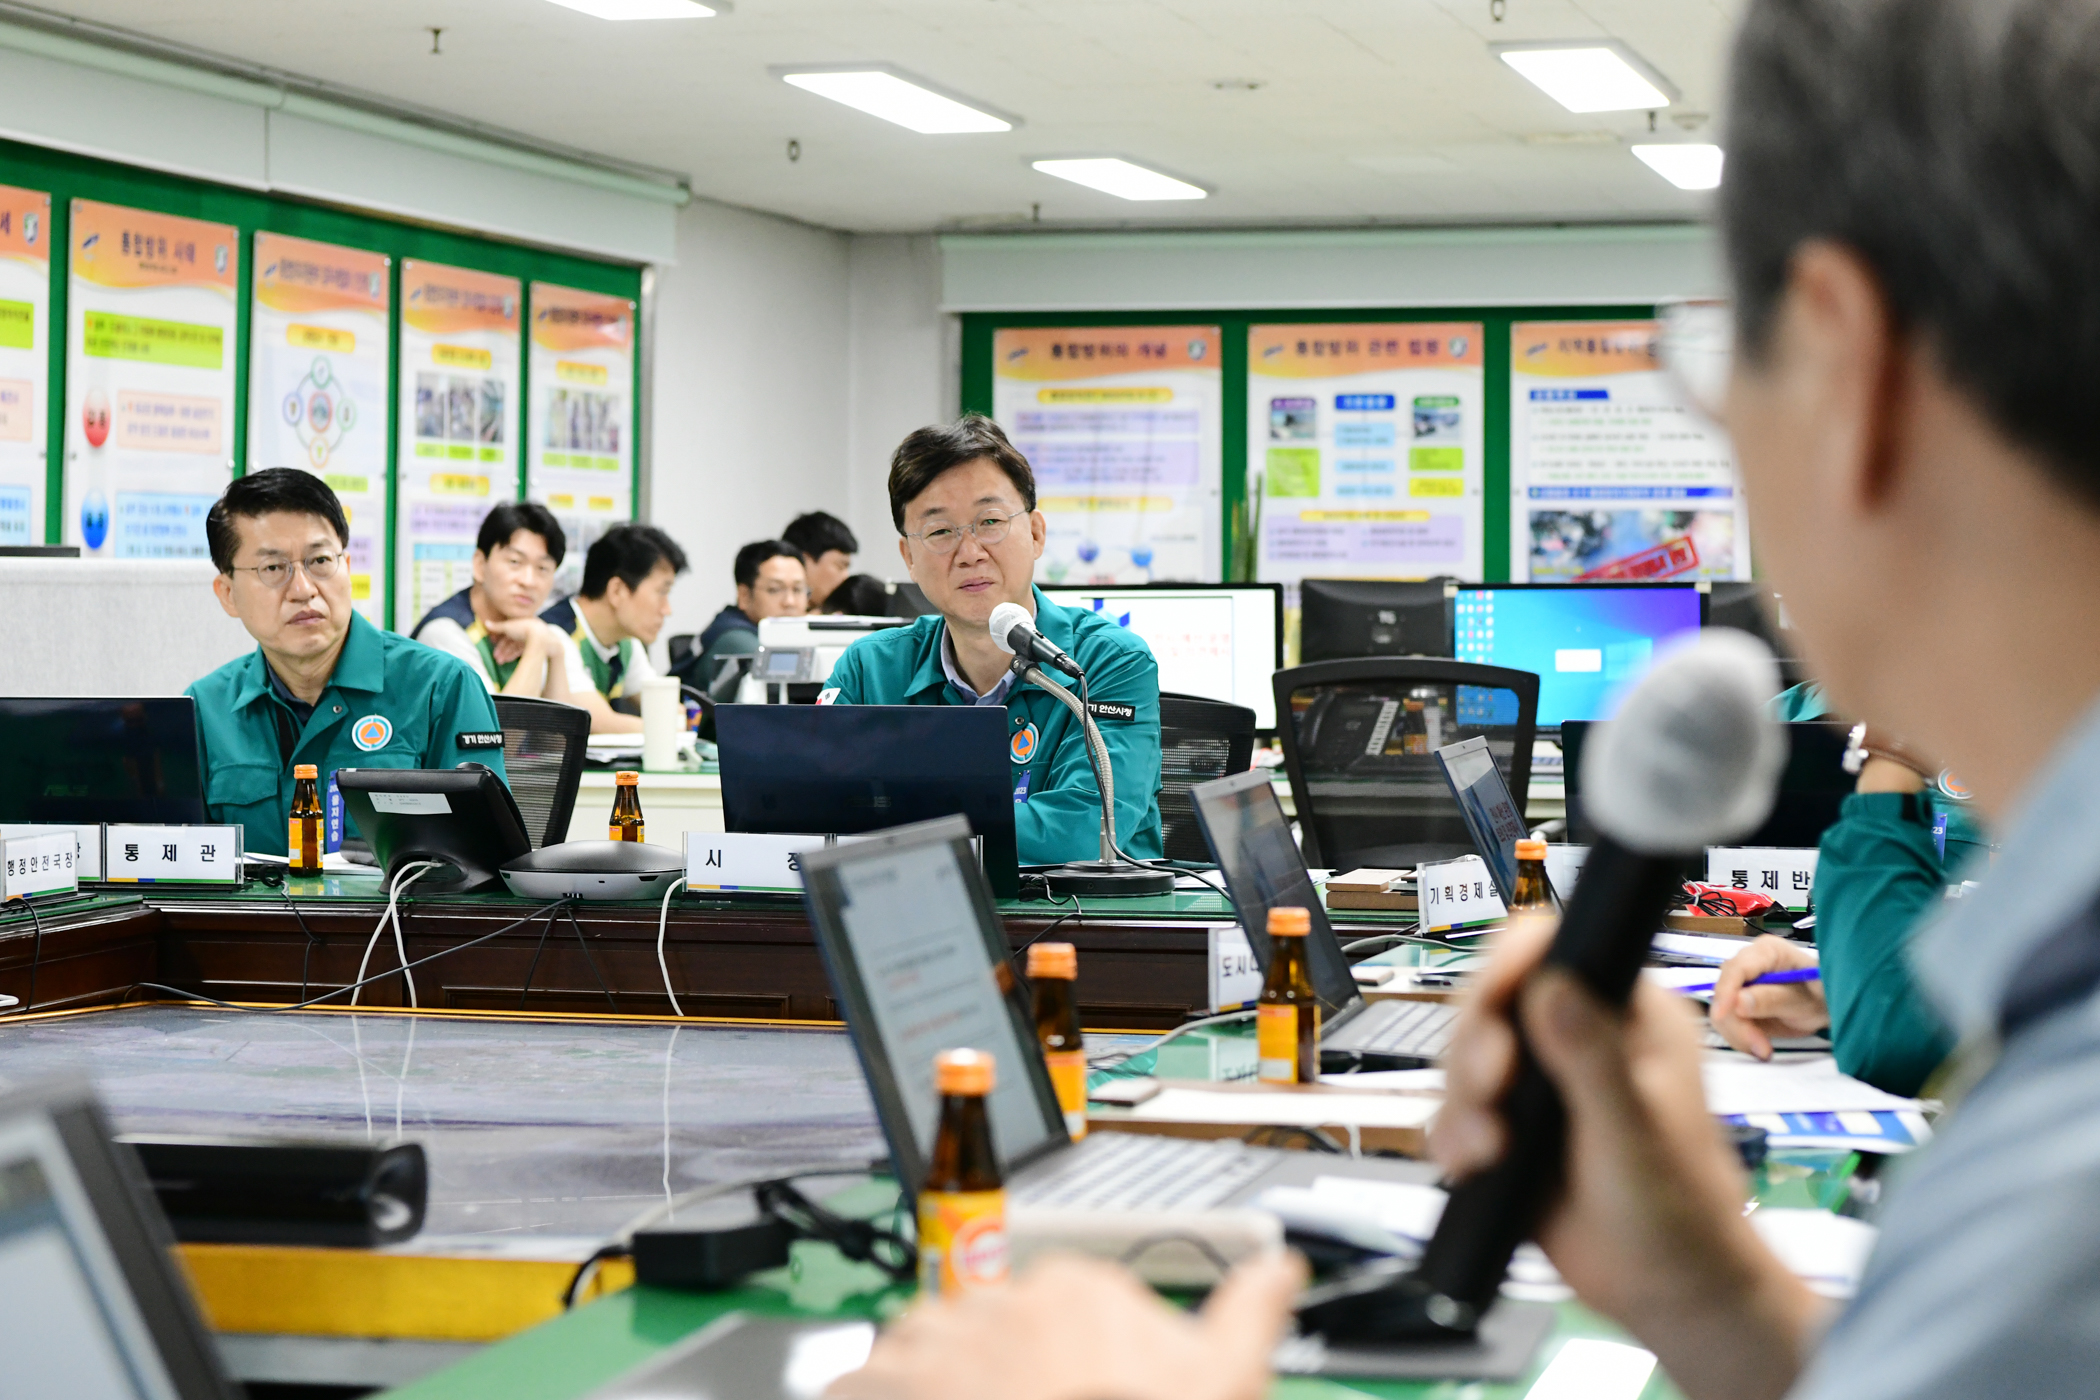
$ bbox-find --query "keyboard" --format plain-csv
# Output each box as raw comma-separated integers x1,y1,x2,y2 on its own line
1346,999,1457,1058
1013,1132,1271,1212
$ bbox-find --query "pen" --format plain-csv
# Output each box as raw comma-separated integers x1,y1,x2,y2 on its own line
1672,966,1822,996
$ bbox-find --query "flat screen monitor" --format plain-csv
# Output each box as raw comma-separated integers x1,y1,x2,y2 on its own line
1041,584,1283,729
1297,578,1455,666
1562,719,1854,851
335,765,532,892
0,698,206,826
1452,584,1705,727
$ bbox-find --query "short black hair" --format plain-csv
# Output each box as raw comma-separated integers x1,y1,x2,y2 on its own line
782,510,858,561
887,415,1036,533
1724,0,2100,507
734,539,802,589
822,573,893,616
206,469,348,573
476,501,566,566
579,523,689,598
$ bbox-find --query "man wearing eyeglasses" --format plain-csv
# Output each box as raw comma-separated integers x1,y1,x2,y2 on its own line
187,469,507,856
820,415,1164,866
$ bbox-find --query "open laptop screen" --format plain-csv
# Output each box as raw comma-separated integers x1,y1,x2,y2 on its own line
800,819,1064,1197
1433,736,1529,902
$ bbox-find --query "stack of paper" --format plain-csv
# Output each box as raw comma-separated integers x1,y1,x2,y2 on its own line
1704,1055,1932,1152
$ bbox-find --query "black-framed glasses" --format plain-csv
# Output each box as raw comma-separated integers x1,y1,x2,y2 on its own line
905,509,1029,556
229,553,343,589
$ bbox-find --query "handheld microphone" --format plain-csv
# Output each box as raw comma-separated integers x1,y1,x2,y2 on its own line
1297,629,1787,1343
989,601,1084,680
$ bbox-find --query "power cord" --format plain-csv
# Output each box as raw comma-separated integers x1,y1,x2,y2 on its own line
1086,1008,1257,1070
351,861,444,1007
656,876,688,1017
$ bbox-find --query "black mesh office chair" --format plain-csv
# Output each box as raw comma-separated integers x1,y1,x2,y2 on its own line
1272,658,1539,871
1157,692,1259,862
492,695,591,849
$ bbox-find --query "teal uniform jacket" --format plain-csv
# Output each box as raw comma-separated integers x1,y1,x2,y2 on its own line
822,587,1164,867
186,613,509,857
1774,682,1989,1094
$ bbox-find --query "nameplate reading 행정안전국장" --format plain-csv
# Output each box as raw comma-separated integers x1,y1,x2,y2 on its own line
102,825,245,884
0,824,103,880
1706,847,1819,912
1,829,80,901
1417,853,1507,934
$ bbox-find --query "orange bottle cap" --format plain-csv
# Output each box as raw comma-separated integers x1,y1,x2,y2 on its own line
1514,838,1548,860
1027,942,1077,979
293,764,318,780
615,771,640,785
1267,906,1311,937
934,1048,996,1096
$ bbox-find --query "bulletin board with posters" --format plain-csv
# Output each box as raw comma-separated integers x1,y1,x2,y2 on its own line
528,282,634,597
0,185,50,547
990,325,1223,584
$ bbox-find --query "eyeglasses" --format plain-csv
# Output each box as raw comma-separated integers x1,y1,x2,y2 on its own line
1657,298,1734,424
229,553,343,589
754,581,809,600
905,509,1029,556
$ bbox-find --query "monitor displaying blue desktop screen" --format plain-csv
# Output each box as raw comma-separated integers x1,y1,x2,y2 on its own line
1453,585,1704,726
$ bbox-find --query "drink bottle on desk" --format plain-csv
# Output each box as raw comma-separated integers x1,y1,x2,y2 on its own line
609,771,644,842
1510,838,1555,912
1028,942,1087,1140
1257,906,1319,1084
918,1048,1008,1297
288,764,322,874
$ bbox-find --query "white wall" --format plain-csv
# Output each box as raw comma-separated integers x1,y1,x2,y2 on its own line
844,234,956,579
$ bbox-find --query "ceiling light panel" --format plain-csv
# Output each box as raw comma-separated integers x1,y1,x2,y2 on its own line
1633,143,1724,190
775,67,1014,134
1031,158,1207,201
543,0,715,19
1494,42,1677,114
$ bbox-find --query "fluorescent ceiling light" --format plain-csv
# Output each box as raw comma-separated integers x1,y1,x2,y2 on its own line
1032,158,1207,201
1633,143,1724,190
544,0,716,18
1495,42,1677,113
776,68,1012,134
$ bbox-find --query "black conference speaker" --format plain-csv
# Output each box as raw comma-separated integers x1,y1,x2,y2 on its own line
123,1137,427,1247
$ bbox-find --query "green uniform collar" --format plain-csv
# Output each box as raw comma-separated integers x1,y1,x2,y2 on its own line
228,612,387,713
903,587,1069,703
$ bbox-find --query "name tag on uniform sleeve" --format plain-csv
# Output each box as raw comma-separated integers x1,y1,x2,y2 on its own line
457,732,505,751
1085,701,1137,723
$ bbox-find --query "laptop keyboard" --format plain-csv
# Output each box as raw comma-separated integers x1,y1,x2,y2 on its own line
1353,999,1458,1058
1014,1132,1271,1212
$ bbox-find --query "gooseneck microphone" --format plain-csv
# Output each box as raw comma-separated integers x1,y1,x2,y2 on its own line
1297,629,1787,1343
989,601,1085,680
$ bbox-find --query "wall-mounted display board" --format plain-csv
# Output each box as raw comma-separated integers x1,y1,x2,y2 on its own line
1249,323,1485,585
1509,320,1750,583
990,326,1222,584
395,260,522,631
528,282,634,596
0,185,50,547
248,233,391,623
63,200,239,558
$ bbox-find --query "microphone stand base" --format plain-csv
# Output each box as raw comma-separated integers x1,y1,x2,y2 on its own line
1041,861,1175,898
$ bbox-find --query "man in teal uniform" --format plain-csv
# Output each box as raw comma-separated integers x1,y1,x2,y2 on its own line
188,469,507,857
820,415,1163,866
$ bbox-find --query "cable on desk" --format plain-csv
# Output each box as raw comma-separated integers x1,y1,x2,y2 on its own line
656,877,688,1018
279,887,323,1003
566,903,619,1014
1339,933,1411,957
351,862,443,1008
14,895,46,1013
1085,1008,1258,1070
1009,891,1082,967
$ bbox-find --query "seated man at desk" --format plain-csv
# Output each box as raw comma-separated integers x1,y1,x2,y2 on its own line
821,415,1164,865
781,509,858,611
188,469,506,855
694,540,809,698
539,523,687,734
409,501,593,704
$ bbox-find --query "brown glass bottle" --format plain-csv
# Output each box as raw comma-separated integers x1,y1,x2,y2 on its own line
609,771,644,842
1028,942,1087,1141
1511,838,1555,912
1257,906,1320,1084
919,1048,1008,1296
288,764,323,874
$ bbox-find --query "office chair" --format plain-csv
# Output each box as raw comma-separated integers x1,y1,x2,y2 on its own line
1272,658,1539,872
666,633,699,674
1156,692,1259,862
492,695,592,848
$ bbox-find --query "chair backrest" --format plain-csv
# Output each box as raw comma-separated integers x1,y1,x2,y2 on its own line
666,633,699,672
1271,658,1539,872
1157,692,1259,862
491,695,592,848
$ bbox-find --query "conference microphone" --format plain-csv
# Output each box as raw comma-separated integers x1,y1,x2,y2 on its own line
989,601,1084,680
1298,629,1787,1343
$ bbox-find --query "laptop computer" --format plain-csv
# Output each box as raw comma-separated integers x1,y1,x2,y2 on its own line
797,814,1439,1216
1189,769,1457,1071
1431,735,1531,903
0,1078,236,1398
715,705,1020,897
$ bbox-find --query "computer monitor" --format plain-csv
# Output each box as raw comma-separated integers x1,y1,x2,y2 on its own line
1452,584,1705,727
1040,584,1283,729
335,765,533,892
0,698,206,826
0,1078,236,1398
1707,582,1794,659
1297,578,1455,665
1561,719,1854,851
714,705,1020,897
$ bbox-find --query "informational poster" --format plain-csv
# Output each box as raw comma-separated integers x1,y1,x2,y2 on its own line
1509,321,1751,582
64,201,239,558
528,282,634,593
0,186,49,547
395,261,520,631
992,326,1221,584
1249,323,1486,585
249,233,391,624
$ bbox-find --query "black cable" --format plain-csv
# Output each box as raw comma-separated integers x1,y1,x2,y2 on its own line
561,1241,633,1309
756,1178,916,1281
280,887,322,1004
566,904,620,1014
20,895,44,1013
1010,892,1082,966
518,905,560,1011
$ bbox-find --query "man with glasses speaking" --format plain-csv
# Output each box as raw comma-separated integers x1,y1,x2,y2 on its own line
187,469,507,856
821,415,1164,866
